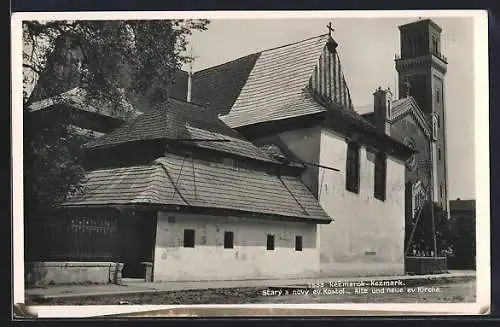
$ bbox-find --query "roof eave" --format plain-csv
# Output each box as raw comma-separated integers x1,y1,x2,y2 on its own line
58,202,332,224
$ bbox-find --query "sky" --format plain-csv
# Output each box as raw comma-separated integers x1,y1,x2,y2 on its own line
183,16,477,201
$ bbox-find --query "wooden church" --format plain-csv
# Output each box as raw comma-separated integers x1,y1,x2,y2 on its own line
24,18,449,285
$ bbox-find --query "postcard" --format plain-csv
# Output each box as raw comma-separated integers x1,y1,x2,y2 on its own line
11,10,490,318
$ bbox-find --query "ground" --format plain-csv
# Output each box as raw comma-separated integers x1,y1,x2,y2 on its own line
27,280,475,305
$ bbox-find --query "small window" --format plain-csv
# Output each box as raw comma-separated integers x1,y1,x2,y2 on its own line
266,234,275,251
224,231,234,249
436,89,440,103
374,151,387,201
440,184,443,198
346,142,360,194
295,236,303,251
183,229,195,248
438,148,442,161
437,115,441,128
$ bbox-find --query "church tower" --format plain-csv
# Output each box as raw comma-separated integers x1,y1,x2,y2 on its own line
395,18,449,213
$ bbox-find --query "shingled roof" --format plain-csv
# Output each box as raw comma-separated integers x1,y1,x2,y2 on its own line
61,155,332,224
182,34,354,129
85,97,283,165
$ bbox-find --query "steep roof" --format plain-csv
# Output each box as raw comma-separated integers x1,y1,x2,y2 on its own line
189,53,261,116
61,155,332,224
223,34,355,128
184,34,354,129
85,97,283,165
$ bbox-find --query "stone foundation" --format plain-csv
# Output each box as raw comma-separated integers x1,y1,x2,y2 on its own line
320,262,404,278
25,262,124,287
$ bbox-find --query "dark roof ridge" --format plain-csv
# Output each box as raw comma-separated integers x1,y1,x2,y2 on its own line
166,97,213,114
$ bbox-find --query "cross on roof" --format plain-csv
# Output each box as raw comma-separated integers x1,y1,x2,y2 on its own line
326,21,335,36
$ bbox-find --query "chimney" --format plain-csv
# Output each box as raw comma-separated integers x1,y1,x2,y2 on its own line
373,86,393,135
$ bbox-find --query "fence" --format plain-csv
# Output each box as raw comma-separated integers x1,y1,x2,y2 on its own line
25,215,119,262
405,256,448,275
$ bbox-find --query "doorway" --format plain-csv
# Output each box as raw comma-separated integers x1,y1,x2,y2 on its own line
117,211,157,279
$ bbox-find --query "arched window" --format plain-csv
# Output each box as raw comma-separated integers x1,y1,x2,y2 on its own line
403,137,417,171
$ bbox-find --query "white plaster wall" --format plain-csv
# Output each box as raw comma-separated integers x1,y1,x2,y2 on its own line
253,126,322,197
318,128,407,276
153,213,319,281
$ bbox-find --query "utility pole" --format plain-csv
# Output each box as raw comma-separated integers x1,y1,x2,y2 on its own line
186,45,198,103
428,139,438,257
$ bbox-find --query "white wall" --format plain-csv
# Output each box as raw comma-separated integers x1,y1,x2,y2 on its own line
317,128,407,276
260,126,407,277
153,213,320,281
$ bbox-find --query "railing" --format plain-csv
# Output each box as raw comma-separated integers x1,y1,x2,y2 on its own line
405,256,448,275
394,52,447,62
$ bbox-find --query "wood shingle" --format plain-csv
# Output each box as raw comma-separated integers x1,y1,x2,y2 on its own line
62,154,332,224
85,97,283,165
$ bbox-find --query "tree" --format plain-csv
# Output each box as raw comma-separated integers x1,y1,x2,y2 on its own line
23,19,210,220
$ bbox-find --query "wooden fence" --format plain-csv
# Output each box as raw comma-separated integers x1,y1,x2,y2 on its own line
25,216,119,262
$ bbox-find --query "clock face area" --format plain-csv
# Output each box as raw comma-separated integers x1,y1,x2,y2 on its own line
404,137,417,171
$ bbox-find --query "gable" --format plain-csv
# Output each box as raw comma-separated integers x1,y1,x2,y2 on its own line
390,97,432,139
309,40,354,111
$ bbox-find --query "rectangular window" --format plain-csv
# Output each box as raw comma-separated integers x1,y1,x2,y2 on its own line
224,231,234,249
440,184,443,198
436,89,440,103
295,236,303,251
346,142,360,193
437,115,441,128
266,234,275,251
374,151,387,201
183,229,195,248
438,148,441,161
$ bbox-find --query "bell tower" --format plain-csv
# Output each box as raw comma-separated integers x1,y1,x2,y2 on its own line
395,18,449,213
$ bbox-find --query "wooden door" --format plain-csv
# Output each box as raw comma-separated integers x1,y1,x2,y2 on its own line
118,211,157,278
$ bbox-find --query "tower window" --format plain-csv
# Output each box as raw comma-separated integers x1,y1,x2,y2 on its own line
431,35,439,54
266,234,275,251
436,89,440,103
374,151,387,201
346,142,360,194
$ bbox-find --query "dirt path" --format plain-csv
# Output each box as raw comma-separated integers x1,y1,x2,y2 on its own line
27,280,475,305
